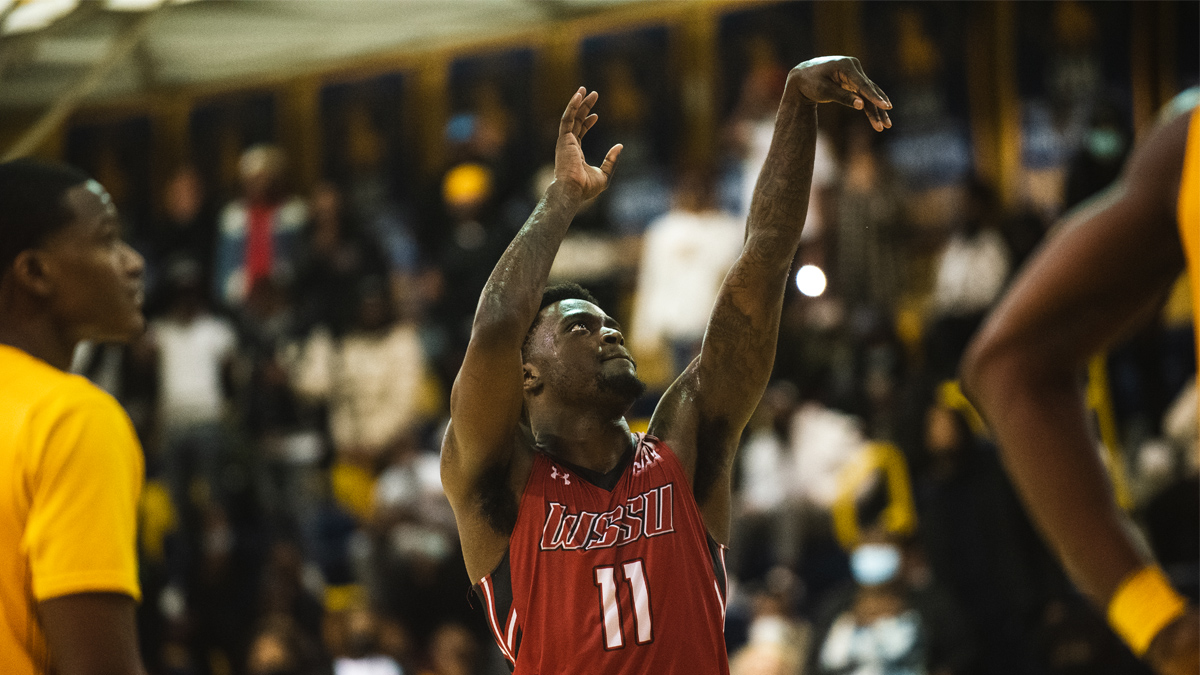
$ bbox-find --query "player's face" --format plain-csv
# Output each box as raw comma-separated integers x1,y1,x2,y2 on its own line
527,298,644,406
40,181,145,343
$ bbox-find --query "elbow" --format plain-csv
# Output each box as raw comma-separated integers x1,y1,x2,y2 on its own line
960,317,1074,420
468,318,527,351
960,319,1024,416
470,295,531,345
959,328,996,406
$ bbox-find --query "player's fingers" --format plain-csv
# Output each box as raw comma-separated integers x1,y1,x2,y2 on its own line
863,104,887,132
600,144,623,182
578,114,599,140
849,60,892,110
559,88,586,137
575,90,599,136
826,79,865,110
855,93,889,131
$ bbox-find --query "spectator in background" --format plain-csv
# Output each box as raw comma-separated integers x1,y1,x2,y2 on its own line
293,181,389,337
464,81,524,204
340,102,424,312
727,39,836,246
592,59,672,236
418,624,479,675
727,36,787,220
247,614,329,675
429,162,507,382
147,165,217,307
236,273,327,546
214,144,307,309
734,382,801,581
835,126,906,311
808,528,974,675
366,445,469,648
331,605,404,675
728,572,810,675
291,277,431,472
926,178,1010,379
258,540,326,649
147,257,237,588
914,393,1055,675
629,168,744,376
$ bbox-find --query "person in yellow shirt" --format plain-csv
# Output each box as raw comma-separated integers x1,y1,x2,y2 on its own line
0,159,147,675
962,91,1199,675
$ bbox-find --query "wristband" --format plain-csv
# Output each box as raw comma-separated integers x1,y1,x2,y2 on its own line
1107,565,1188,656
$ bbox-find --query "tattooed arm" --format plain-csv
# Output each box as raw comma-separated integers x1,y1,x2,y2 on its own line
441,88,621,582
649,57,891,544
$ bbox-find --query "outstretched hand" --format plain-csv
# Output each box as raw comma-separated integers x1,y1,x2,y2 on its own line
555,87,623,202
789,56,893,131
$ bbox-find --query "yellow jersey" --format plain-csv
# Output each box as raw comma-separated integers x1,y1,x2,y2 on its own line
1180,106,1200,375
0,344,143,675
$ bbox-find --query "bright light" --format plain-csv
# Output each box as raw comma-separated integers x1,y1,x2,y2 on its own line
103,0,163,10
4,0,78,34
795,264,826,297
104,0,200,10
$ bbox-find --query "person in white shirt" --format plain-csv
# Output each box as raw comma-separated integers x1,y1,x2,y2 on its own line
147,258,238,587
926,179,1011,378
290,278,430,468
630,169,745,376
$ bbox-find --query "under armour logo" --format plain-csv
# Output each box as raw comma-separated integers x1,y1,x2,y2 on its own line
550,467,571,485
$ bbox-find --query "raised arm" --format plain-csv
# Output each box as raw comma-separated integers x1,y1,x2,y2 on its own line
650,56,891,544
441,89,621,578
961,103,1197,675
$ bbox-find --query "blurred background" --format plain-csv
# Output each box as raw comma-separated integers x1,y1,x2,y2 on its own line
1,1,1198,674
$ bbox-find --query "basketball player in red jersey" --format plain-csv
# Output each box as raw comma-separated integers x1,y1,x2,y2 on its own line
440,56,891,672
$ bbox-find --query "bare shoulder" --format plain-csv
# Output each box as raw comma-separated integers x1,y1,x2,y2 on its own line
646,360,702,478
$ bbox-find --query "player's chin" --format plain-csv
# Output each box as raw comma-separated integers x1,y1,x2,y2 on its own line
597,369,647,403
91,312,146,343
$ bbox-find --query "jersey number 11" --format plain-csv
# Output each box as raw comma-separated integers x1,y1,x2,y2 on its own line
594,559,653,650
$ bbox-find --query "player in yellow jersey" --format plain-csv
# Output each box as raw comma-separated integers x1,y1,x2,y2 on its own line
962,90,1200,675
0,159,147,675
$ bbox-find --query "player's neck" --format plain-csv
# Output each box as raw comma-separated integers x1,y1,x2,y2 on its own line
0,313,76,371
530,410,635,475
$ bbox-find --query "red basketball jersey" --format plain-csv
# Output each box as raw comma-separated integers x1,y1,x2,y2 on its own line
473,434,730,673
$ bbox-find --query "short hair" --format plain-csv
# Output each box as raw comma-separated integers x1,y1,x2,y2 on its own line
0,159,91,275
239,143,286,179
521,282,601,361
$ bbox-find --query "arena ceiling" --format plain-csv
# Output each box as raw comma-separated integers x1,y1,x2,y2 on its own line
0,0,654,111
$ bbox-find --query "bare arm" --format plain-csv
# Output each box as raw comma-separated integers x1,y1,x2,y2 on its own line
441,88,621,580
961,106,1194,673
650,56,891,544
39,593,143,675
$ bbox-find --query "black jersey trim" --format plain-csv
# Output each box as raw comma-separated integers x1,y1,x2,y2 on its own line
543,445,634,491
707,532,729,602
472,549,520,668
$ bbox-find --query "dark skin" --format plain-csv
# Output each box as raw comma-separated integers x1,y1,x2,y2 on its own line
961,93,1199,675
441,56,891,586
0,180,146,675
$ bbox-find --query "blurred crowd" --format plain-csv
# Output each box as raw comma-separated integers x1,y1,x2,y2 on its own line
71,42,1197,675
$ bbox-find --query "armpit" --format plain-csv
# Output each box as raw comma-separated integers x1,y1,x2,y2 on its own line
475,460,520,536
